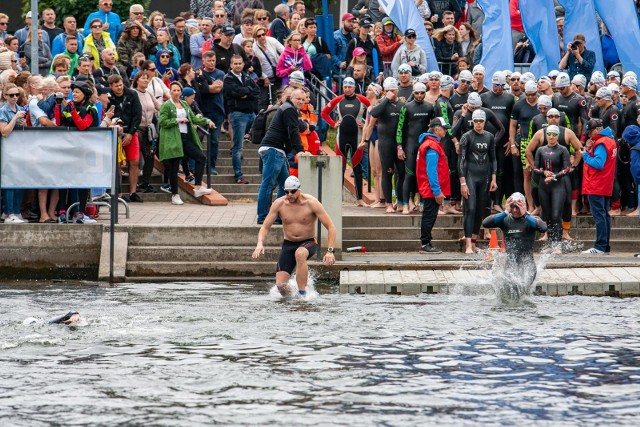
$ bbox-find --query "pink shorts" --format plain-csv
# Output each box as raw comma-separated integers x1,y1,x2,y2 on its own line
123,132,140,162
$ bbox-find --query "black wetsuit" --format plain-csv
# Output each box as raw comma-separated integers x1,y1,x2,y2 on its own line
450,89,470,112
397,84,414,104
397,99,436,205
553,91,588,136
482,91,517,207
511,98,540,193
482,212,548,293
527,113,569,141
620,95,640,209
533,144,571,243
458,129,497,237
451,107,505,142
436,95,459,201
333,94,368,199
370,97,404,205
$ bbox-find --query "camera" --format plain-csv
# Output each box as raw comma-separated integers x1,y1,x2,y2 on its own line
54,93,64,104
572,42,580,50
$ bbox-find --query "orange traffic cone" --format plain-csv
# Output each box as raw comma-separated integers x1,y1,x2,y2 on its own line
488,230,499,250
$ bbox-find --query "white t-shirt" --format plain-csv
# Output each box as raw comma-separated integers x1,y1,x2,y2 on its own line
28,96,47,127
176,106,187,134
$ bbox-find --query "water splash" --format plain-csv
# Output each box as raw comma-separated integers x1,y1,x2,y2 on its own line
269,270,319,301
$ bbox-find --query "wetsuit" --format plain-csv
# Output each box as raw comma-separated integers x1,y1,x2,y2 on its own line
370,97,404,205
527,113,569,142
482,211,548,295
533,144,571,243
553,91,589,136
450,89,470,112
539,126,574,227
321,94,370,199
511,98,540,193
436,95,459,202
397,99,436,205
458,129,497,237
620,95,640,210
451,107,505,142
397,84,414,104
482,91,517,207
277,238,317,275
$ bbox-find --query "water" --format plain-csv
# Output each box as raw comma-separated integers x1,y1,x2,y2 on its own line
2,281,640,426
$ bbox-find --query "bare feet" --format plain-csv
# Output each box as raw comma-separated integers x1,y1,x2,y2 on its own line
369,201,385,208
402,206,410,215
627,208,639,216
385,206,396,214
609,208,621,216
465,247,475,254
492,203,503,213
531,207,541,216
562,231,574,241
537,233,548,242
442,204,458,215
355,200,368,207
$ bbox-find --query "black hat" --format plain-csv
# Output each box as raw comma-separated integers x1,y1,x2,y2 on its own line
404,28,416,37
96,85,111,96
429,117,451,129
222,25,235,35
585,118,603,132
360,18,373,28
71,81,94,99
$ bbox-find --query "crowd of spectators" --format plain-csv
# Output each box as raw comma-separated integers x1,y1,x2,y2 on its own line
0,1,637,256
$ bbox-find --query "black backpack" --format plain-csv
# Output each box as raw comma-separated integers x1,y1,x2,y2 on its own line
249,103,292,145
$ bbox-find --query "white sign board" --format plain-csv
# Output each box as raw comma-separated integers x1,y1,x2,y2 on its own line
1,128,115,189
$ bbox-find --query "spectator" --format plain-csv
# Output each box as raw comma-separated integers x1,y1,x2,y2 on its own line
428,2,462,29
253,8,271,30
224,54,260,184
289,12,302,32
509,0,524,52
3,37,22,72
116,21,157,75
270,4,291,45
49,55,71,76
158,81,214,205
467,0,485,37
0,13,10,40
302,18,334,78
23,28,53,76
194,23,217,69
0,83,28,223
434,25,462,77
0,47,17,73
391,29,427,78
556,17,565,56
233,15,255,45
292,1,306,17
559,34,596,82
416,0,432,20
424,20,436,48
15,12,51,47
108,74,143,203
276,31,312,86
150,27,181,69
72,55,96,84
52,16,85,57
242,38,262,84
333,13,356,74
376,18,402,75
147,11,168,35
171,17,192,66
252,25,283,106
195,50,225,175
213,8,228,27
580,118,617,254
256,87,309,223
83,0,122,44
345,18,383,75
178,63,201,106
621,125,640,217
458,22,478,66
42,8,63,45
94,48,129,87
83,18,118,71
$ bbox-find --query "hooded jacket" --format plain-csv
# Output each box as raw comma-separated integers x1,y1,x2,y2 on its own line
417,132,451,198
622,125,640,184
376,31,402,63
582,127,616,196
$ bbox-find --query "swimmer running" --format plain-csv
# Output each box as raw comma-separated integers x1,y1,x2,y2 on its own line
252,176,337,297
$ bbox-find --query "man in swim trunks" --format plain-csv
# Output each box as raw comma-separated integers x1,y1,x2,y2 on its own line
252,176,337,297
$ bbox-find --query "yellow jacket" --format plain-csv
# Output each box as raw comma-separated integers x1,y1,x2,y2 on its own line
83,32,118,69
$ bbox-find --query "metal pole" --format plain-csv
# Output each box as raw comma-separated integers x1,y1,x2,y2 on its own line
30,0,39,76
315,159,325,261
109,128,117,283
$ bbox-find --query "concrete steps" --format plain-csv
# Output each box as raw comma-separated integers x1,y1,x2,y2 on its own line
126,260,276,277
128,245,281,262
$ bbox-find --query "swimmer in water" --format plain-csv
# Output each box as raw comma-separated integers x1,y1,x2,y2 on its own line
482,192,548,297
48,311,81,324
252,176,337,297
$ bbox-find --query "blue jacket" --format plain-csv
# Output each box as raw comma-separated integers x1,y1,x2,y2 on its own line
622,125,640,184
51,32,84,57
83,10,122,44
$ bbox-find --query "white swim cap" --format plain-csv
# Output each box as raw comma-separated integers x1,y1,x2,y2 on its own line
284,176,300,190
472,109,486,121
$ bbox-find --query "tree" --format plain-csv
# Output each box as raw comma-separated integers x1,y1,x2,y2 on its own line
22,0,151,27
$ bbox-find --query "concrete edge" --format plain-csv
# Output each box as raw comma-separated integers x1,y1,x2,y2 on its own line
320,144,377,205
154,157,228,206
98,231,128,282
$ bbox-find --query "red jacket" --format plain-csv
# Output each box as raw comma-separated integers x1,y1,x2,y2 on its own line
375,33,402,63
582,133,617,196
417,134,451,198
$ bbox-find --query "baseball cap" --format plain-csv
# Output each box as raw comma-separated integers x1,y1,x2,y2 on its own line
181,87,195,98
353,47,366,57
546,124,560,135
342,13,355,21
472,109,486,121
585,118,603,132
467,92,482,108
382,17,394,25
472,64,485,75
26,11,39,19
429,117,451,129
383,77,398,90
572,74,587,87
546,108,561,117
596,87,612,100
404,28,416,37
622,76,638,89
96,85,111,96
222,26,235,35
524,80,538,93
555,72,571,88
459,70,473,82
492,71,506,86
284,176,301,191
289,70,305,85
360,18,373,28
440,75,454,90
538,95,552,107
398,63,412,74
343,77,356,87
413,82,427,92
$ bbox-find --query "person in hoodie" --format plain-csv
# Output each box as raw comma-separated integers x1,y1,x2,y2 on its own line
622,125,640,217
391,29,427,78
276,31,312,86
155,49,179,85
417,117,452,254
375,17,402,74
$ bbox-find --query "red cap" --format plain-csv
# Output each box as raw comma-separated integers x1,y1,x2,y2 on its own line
342,13,355,21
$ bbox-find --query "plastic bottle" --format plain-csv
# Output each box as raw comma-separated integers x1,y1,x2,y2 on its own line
346,246,367,253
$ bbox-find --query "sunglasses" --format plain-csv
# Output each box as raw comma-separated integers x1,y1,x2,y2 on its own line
6,93,19,97
215,14,226,18
460,79,471,84
510,78,520,81
284,189,298,194
473,119,485,123
547,115,560,118
0,22,8,25
257,17,268,21
148,67,157,71
160,55,170,58
79,55,94,61
255,33,265,38
11,59,17,63
546,132,559,137
407,34,417,39
132,11,144,16
91,24,102,29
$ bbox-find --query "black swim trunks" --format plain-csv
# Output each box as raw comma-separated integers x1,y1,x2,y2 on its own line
277,238,317,274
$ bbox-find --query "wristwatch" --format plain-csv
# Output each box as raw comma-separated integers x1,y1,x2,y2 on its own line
327,247,335,253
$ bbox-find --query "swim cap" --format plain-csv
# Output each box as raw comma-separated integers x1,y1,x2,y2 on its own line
607,83,620,93
492,71,506,86
555,72,571,88
440,75,454,90
418,73,430,84
596,87,612,101
284,176,301,191
546,124,560,135
572,74,587,87
343,77,356,87
548,70,560,78
472,64,485,75
524,80,538,93
398,63,412,74
413,82,427,92
510,192,526,203
458,70,473,82
472,109,486,121
383,77,398,90
538,95,552,107
467,92,482,108
622,76,638,89
546,108,561,117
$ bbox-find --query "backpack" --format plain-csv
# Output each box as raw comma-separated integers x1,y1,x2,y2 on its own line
249,103,293,145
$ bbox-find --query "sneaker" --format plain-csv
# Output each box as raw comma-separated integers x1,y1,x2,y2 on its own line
236,177,249,184
5,214,25,223
194,186,213,197
185,175,195,184
75,213,97,224
209,168,218,176
159,184,171,193
172,194,184,205
581,247,604,255
143,185,155,193
243,134,251,144
420,243,442,254
136,184,147,193
58,212,67,224
128,193,144,203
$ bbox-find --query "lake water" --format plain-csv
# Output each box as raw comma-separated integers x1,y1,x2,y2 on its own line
1,281,640,426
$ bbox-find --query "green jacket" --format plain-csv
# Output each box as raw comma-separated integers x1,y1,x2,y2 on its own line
159,99,208,161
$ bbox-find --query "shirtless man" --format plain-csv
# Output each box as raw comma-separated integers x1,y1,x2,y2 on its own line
252,176,337,297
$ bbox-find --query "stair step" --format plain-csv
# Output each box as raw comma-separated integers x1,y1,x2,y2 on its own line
126,260,276,277
124,226,283,246
213,183,261,193
211,174,262,184
223,194,259,202
128,245,281,262
216,157,261,166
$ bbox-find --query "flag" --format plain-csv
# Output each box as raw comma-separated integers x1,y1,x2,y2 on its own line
557,0,605,75
519,0,562,77
593,0,640,76
378,0,439,71
476,0,514,85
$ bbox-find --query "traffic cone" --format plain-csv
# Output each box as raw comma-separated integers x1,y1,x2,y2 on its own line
484,230,500,261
